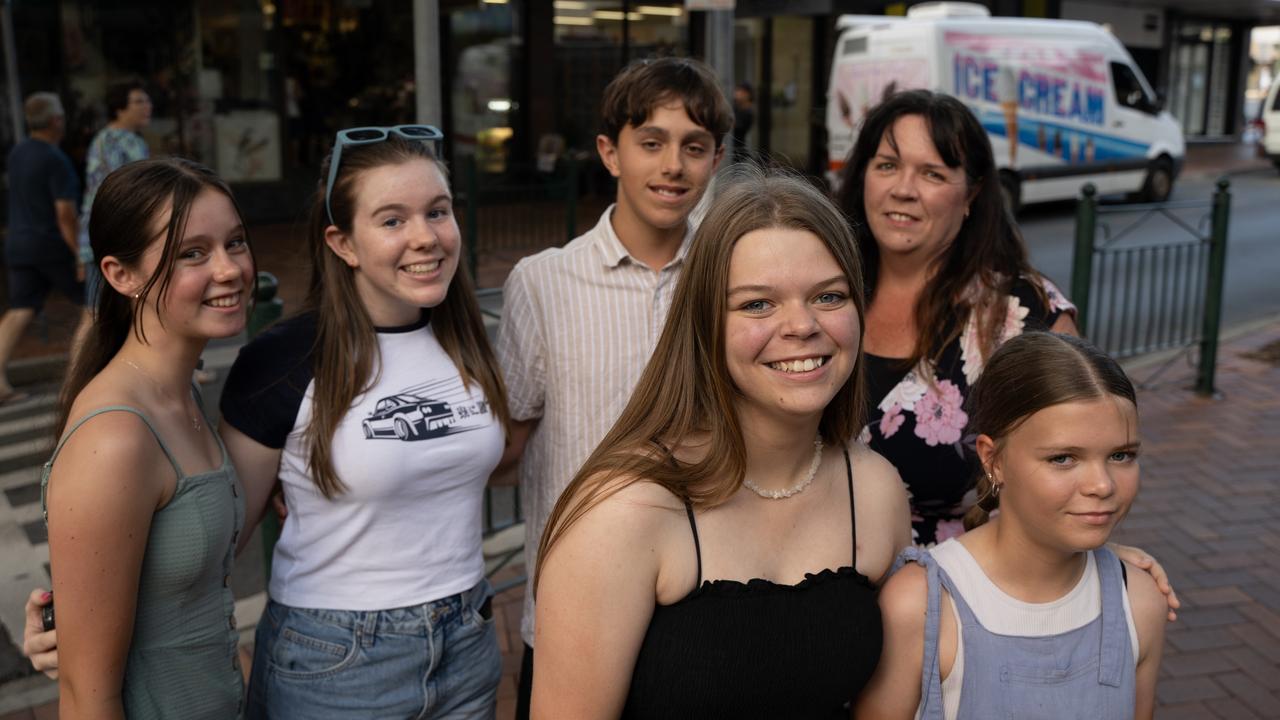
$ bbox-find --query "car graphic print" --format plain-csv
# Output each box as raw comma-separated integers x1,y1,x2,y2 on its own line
362,393,459,441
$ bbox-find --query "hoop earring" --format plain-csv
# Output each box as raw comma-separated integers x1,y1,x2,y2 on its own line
977,471,1001,509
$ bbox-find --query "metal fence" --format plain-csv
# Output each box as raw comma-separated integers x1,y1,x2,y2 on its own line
460,154,580,276
1070,179,1231,395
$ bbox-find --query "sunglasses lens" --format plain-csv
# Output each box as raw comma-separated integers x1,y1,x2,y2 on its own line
346,129,384,141
400,126,437,138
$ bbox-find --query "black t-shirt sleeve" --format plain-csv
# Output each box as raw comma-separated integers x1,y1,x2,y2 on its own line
220,314,317,449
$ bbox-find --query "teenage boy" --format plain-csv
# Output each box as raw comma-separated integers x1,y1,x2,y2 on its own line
496,56,732,718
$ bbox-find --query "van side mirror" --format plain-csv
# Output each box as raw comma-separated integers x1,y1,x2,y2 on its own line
1155,91,1166,112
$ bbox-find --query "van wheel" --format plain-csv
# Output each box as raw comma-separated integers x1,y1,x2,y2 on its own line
1141,157,1174,203
998,172,1021,215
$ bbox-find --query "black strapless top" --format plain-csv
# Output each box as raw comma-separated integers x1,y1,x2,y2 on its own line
622,447,883,719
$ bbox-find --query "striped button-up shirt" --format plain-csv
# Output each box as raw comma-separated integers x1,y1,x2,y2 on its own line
497,206,691,646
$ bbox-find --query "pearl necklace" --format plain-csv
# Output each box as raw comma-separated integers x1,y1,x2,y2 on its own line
122,360,203,432
742,435,824,500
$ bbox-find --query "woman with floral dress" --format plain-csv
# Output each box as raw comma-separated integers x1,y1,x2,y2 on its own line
835,89,1079,545
81,80,151,306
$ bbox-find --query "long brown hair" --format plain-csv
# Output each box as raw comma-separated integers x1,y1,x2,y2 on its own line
535,166,867,590
303,136,510,498
55,158,252,437
962,332,1137,529
835,89,1047,370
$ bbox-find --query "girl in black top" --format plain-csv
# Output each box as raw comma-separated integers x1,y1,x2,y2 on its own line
532,167,912,718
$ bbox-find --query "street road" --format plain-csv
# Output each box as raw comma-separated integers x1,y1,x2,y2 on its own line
1019,167,1280,335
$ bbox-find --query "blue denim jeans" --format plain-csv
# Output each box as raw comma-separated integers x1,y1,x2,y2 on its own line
246,578,500,719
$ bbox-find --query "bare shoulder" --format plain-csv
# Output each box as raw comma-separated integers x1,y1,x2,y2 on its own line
566,474,688,539
1122,559,1169,648
848,442,913,581
539,474,690,602
54,407,163,469
49,401,168,500
878,561,929,624
849,442,910,504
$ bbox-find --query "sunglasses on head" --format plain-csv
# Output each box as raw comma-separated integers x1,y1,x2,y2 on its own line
324,124,444,225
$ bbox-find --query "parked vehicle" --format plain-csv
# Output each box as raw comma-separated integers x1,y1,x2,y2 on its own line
826,1,1186,210
1261,74,1280,172
363,393,457,441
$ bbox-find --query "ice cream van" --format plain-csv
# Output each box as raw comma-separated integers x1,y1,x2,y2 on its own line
826,1,1185,210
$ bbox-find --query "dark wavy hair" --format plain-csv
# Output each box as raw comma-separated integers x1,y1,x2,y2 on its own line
835,89,1046,370
104,79,146,123
600,56,733,148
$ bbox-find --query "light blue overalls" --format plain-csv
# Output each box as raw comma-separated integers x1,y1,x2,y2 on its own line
903,545,1136,720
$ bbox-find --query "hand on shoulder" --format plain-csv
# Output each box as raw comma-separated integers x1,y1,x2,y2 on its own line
1121,559,1169,660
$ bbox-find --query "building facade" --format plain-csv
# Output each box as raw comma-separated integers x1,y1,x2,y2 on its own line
1,0,1276,225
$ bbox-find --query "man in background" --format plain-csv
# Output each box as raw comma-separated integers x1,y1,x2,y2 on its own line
0,93,91,404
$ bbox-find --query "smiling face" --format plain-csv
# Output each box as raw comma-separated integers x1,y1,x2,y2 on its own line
135,188,253,340
724,227,860,426
598,99,723,240
325,158,460,327
862,114,973,264
988,396,1141,552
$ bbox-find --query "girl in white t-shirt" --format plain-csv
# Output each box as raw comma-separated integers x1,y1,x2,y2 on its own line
857,332,1167,719
220,128,510,719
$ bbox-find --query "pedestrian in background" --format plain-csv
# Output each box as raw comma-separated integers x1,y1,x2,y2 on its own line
0,93,91,405
80,79,152,308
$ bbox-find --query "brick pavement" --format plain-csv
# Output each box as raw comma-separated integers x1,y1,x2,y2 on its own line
1108,322,1280,719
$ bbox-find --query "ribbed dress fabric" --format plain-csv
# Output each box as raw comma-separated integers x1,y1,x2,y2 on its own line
622,447,883,719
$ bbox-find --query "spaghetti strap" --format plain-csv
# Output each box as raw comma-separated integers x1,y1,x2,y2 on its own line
844,445,856,565
683,501,703,587
49,406,187,478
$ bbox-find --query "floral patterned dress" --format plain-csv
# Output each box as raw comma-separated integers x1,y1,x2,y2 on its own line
860,277,1075,545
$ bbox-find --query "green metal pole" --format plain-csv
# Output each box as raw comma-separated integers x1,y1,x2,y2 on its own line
1195,177,1231,397
465,153,479,281
1070,183,1098,338
565,154,579,244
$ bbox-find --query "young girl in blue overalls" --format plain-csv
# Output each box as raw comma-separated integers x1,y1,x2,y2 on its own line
857,331,1167,720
